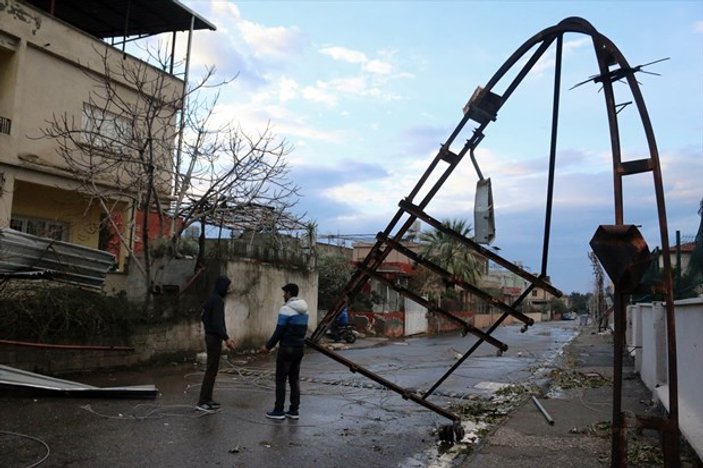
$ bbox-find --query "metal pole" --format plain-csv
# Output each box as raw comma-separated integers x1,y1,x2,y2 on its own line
611,291,626,467
540,33,563,277
531,396,554,425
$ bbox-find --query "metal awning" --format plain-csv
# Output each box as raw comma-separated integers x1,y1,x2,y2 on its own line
0,228,115,289
0,365,158,399
22,0,216,39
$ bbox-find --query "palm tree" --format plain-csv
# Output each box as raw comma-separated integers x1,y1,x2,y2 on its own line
418,218,483,290
678,198,703,298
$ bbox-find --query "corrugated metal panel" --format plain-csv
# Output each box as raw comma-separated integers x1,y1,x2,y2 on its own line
0,228,115,289
0,365,158,399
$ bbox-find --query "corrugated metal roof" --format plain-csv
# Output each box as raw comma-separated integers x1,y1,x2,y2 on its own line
0,228,115,289
0,364,158,398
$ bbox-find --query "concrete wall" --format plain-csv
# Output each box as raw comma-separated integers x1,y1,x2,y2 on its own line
628,297,703,460
0,321,203,375
116,256,199,300
349,310,544,338
221,260,318,349
473,311,542,329
1,258,318,374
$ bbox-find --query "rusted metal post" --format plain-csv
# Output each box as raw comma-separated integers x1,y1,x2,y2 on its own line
611,291,627,467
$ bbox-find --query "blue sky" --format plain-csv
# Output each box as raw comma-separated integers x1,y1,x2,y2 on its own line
177,1,702,294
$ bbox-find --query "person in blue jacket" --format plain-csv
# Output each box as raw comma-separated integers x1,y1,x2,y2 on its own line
260,283,309,420
197,275,236,412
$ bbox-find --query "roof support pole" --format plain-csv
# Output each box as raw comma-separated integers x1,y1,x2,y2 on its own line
171,15,195,236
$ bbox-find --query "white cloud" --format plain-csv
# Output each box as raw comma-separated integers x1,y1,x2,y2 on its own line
211,2,242,21
329,76,368,94
530,37,591,77
207,1,305,62
363,59,392,75
563,37,591,53
278,77,299,102
210,102,346,144
319,46,368,63
319,46,394,75
239,22,305,60
301,82,338,106
695,21,703,33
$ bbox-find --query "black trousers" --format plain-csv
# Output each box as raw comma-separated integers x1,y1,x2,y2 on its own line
198,334,222,405
274,346,304,412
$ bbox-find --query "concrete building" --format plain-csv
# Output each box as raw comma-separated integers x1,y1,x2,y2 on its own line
0,0,214,271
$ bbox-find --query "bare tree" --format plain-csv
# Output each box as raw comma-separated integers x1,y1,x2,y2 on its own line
42,44,303,303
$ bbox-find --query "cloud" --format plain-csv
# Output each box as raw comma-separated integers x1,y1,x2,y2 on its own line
329,76,369,94
659,146,703,204
207,2,306,62
363,59,392,75
297,74,402,106
239,22,306,61
289,161,392,232
318,45,395,76
695,21,703,33
399,124,450,155
278,77,299,102
184,1,306,88
292,160,389,190
211,101,347,143
530,37,591,77
301,82,339,106
319,46,368,64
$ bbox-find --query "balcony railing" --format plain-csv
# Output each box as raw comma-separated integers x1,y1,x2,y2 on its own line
0,116,11,135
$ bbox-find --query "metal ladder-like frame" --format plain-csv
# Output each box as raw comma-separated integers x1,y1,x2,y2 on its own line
306,17,680,464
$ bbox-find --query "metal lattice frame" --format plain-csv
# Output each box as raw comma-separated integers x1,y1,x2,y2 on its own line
308,17,679,462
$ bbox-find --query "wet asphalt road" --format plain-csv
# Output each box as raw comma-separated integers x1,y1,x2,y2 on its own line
1,321,580,467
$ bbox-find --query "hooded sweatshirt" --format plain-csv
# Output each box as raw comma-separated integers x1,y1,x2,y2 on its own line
265,296,309,349
201,275,231,341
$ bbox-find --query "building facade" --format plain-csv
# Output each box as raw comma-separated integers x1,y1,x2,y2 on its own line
0,0,213,272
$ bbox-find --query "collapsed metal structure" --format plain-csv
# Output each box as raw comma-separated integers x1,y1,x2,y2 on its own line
307,17,680,465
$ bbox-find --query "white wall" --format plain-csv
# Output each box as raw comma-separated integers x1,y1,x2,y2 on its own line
224,261,318,347
628,297,703,461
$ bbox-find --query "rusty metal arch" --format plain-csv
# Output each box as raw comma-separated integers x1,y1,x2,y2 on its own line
308,17,679,463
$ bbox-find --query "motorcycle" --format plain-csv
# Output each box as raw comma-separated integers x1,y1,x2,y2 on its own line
325,324,357,344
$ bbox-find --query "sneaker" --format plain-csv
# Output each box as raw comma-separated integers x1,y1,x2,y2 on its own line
265,410,286,420
285,410,299,420
207,400,221,409
196,402,217,412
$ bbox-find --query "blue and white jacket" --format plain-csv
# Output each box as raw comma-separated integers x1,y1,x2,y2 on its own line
265,297,309,349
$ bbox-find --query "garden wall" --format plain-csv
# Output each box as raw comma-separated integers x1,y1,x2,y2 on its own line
1,259,317,375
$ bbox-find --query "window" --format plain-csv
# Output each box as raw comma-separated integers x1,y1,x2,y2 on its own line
10,216,69,241
0,116,10,135
81,103,132,151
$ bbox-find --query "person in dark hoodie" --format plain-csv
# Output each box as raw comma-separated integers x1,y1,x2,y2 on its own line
197,275,236,412
260,283,309,420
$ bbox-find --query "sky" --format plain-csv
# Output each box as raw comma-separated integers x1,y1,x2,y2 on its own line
170,0,702,294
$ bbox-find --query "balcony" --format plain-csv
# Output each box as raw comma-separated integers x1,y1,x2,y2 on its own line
0,116,10,135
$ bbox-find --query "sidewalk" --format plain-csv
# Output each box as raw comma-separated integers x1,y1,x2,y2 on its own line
465,325,701,467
